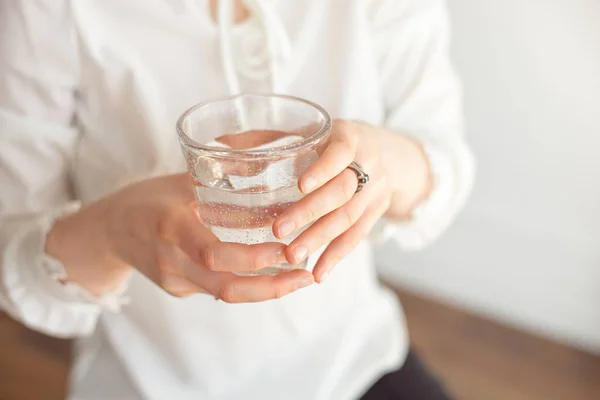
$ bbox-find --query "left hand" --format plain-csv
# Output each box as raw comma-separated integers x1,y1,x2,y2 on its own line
273,120,393,283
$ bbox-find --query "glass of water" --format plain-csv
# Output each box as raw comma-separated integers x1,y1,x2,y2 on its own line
176,94,331,276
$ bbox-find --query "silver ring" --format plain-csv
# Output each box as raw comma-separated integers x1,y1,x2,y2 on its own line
347,161,370,193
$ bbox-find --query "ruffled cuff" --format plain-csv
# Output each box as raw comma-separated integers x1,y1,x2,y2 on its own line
370,138,473,250
1,203,130,338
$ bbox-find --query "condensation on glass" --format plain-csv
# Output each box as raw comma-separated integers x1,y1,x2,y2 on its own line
177,94,331,275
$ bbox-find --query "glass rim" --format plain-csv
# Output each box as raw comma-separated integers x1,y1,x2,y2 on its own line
176,93,332,159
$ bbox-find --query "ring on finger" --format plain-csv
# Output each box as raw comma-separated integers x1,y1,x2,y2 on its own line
346,161,370,193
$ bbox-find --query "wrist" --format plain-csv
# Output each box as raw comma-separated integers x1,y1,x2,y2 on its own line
371,127,433,219
45,200,131,296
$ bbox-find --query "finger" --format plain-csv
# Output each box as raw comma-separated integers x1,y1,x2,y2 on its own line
215,269,314,303
154,241,206,297
298,126,358,194
312,198,390,283
273,168,358,239
182,263,315,303
161,274,205,298
165,207,286,272
284,183,381,265
202,241,287,272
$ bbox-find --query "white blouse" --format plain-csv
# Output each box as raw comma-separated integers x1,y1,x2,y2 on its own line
0,0,474,399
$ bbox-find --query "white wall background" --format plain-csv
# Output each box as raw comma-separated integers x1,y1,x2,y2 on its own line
377,0,600,353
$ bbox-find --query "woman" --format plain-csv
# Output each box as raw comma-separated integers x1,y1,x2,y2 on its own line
0,0,474,399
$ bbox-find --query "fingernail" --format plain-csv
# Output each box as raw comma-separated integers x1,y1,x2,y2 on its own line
320,271,330,283
292,245,308,263
302,176,317,193
297,277,314,289
277,220,295,238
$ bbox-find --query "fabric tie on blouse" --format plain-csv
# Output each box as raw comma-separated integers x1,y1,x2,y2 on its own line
216,0,291,94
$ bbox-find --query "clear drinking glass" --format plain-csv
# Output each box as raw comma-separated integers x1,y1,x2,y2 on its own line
176,94,331,275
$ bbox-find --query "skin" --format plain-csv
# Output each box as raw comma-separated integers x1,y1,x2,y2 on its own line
45,2,432,302
274,120,431,283
46,120,430,301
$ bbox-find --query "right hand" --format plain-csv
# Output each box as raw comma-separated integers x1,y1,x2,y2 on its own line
47,174,314,302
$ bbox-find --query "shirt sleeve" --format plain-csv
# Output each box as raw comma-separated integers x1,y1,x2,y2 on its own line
0,0,127,338
368,0,476,250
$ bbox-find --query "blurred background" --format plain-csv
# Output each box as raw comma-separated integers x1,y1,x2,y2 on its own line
1,0,600,399
381,0,600,355
378,0,600,398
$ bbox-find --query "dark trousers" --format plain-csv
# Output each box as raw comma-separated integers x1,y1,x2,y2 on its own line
360,350,454,400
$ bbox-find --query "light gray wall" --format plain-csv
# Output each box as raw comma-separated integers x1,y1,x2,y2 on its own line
377,0,600,353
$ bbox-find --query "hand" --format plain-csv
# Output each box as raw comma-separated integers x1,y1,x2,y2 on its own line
47,174,314,302
273,120,395,283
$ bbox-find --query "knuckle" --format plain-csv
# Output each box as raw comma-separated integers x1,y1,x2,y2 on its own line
339,171,358,200
341,207,357,227
251,250,264,271
272,286,287,300
218,283,239,303
301,204,316,224
202,245,217,270
338,137,355,155
317,224,332,248
251,246,271,271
